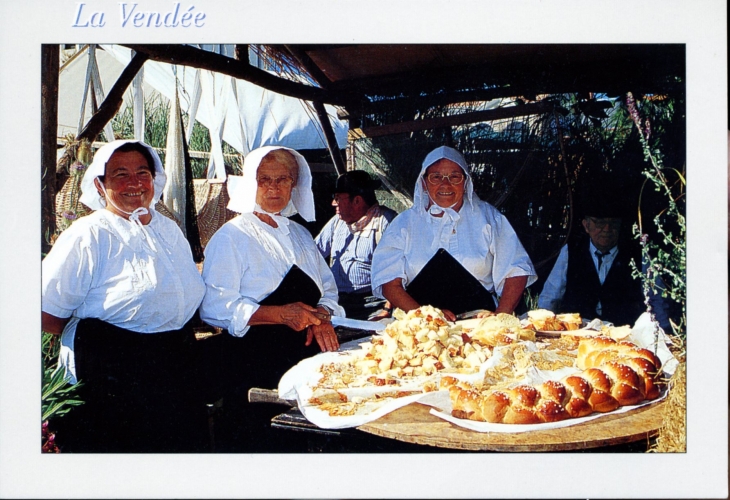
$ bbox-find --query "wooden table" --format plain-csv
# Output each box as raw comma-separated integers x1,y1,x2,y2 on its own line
270,399,665,452
356,400,665,452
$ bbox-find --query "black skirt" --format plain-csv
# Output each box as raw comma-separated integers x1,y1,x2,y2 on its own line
55,317,208,453
218,264,323,396
205,265,323,452
406,248,497,314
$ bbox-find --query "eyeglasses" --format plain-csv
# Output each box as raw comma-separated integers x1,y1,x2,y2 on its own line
332,193,350,203
256,175,294,189
586,217,621,229
426,172,465,185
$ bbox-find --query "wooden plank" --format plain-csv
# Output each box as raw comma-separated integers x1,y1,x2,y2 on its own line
360,101,557,138
313,100,346,175
248,388,295,407
42,44,60,253
357,401,664,452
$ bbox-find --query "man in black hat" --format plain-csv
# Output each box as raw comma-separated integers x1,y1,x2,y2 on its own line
315,170,397,320
538,198,649,326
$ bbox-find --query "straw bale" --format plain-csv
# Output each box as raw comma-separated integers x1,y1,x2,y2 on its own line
648,361,686,453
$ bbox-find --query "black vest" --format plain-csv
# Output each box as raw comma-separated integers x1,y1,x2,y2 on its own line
561,238,645,326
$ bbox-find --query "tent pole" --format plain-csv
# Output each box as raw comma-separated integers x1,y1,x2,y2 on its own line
42,44,59,253
313,100,346,175
76,52,149,142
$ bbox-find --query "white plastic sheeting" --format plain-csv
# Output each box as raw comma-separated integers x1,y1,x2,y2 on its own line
101,44,349,177
163,87,187,232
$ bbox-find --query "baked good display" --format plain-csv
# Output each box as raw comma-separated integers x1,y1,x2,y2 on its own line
303,306,491,416
444,335,665,424
525,309,583,332
467,313,536,347
283,306,668,429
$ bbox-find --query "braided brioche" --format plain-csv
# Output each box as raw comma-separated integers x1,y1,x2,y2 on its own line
445,336,664,424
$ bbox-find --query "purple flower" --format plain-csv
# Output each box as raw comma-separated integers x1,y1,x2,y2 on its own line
625,92,643,131
62,210,78,221
644,118,651,142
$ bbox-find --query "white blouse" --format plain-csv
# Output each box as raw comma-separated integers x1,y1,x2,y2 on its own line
371,200,537,305
42,209,206,384
200,213,344,337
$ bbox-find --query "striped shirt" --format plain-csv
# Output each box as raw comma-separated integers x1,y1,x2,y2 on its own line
315,206,397,293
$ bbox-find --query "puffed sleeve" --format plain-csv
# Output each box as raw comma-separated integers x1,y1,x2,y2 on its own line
485,207,537,295
370,214,409,299
41,226,96,319
200,229,260,337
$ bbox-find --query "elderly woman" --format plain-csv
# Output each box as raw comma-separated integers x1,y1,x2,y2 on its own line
371,146,537,322
41,140,207,453
199,146,344,451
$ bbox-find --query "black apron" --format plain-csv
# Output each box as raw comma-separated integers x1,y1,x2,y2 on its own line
338,289,387,321
57,318,208,453
406,248,497,314
212,265,322,452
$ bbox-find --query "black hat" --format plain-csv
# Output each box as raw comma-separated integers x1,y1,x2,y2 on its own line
577,173,635,220
580,196,628,219
334,170,381,197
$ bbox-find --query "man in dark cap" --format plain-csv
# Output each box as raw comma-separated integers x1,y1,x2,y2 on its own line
538,196,650,326
315,170,397,320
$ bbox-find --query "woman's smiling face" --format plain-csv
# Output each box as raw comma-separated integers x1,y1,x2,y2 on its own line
424,159,466,210
99,150,155,217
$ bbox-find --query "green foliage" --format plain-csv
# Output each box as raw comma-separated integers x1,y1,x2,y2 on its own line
111,96,240,178
42,332,84,423
522,288,540,313
625,92,686,340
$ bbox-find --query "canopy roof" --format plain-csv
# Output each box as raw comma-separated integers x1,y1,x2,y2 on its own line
123,43,684,136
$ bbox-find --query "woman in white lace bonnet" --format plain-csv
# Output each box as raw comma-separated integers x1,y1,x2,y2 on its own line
200,145,344,451
41,139,207,452
371,145,537,321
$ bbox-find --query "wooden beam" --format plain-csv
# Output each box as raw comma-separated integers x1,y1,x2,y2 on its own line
234,44,248,62
283,45,333,88
313,101,346,175
360,101,558,138
77,51,149,142
123,44,352,106
42,44,60,252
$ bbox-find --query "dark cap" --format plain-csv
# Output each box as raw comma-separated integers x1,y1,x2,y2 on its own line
334,170,381,198
581,197,628,219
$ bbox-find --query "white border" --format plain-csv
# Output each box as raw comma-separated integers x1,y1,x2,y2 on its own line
0,0,727,498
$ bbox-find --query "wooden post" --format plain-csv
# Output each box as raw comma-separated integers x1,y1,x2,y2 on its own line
77,52,149,142
313,101,346,175
41,44,59,252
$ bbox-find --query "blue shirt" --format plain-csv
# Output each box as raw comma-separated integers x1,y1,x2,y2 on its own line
315,206,396,293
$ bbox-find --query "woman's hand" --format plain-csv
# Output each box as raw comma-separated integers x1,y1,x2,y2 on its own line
305,306,339,352
441,309,457,322
305,322,339,352
275,302,325,331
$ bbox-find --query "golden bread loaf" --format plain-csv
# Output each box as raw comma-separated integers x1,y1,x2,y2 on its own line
445,336,664,424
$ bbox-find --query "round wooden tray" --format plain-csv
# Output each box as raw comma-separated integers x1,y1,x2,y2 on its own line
357,400,665,452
